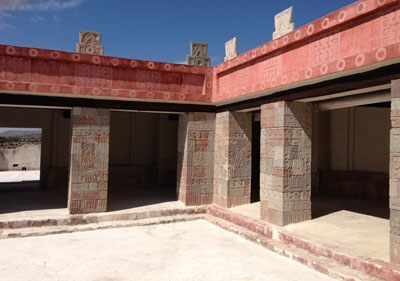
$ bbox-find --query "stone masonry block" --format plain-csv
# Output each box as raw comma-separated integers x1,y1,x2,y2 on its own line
177,112,215,206
391,80,400,264
260,101,312,226
68,107,110,214
214,112,252,208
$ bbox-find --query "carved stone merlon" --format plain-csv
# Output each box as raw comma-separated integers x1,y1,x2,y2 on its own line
273,7,295,40
224,37,238,62
186,42,211,66
76,31,104,55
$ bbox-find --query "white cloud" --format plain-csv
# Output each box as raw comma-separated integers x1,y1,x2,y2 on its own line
173,60,187,65
30,15,45,22
0,0,83,12
0,0,83,30
0,23,11,30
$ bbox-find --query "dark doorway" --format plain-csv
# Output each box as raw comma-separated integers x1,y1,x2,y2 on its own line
107,111,178,211
251,118,260,203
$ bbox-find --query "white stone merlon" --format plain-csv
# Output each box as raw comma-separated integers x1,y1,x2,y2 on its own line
76,31,104,55
224,37,238,62
186,42,211,66
273,7,295,40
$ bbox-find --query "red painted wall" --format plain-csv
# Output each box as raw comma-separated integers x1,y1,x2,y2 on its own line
0,0,399,105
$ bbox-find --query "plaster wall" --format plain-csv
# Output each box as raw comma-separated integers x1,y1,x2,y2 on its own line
0,144,41,171
109,112,178,189
330,107,390,173
0,107,70,188
313,106,390,202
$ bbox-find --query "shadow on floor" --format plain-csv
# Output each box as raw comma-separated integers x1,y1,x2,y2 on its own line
107,185,177,211
0,183,177,214
0,189,68,214
312,195,389,220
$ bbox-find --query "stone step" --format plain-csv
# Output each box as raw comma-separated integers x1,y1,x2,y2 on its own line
0,205,208,230
0,214,205,239
208,205,400,281
205,215,384,281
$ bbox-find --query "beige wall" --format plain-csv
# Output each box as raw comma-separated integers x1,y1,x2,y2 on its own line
328,107,390,173
0,144,41,171
0,108,178,190
109,111,178,188
0,107,71,188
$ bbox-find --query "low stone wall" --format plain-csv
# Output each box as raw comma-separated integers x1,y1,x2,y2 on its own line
0,143,41,171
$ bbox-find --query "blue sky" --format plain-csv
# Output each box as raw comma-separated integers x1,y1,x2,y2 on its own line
0,0,356,66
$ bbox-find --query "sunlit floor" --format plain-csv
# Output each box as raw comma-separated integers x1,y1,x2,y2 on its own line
230,196,390,262
0,170,40,183
0,220,334,281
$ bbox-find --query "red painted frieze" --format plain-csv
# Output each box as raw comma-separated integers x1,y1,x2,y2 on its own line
0,0,399,104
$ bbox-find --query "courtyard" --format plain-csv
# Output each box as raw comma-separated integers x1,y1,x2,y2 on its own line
0,0,399,279
0,220,334,281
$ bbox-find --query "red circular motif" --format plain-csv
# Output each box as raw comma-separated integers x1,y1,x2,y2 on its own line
320,64,328,74
376,48,387,61
50,51,60,59
111,58,120,66
355,54,365,66
305,68,313,78
357,1,366,14
92,56,101,64
147,62,155,69
283,36,289,45
322,18,330,29
72,54,81,61
336,59,346,71
6,46,16,55
307,25,315,36
338,10,347,23
6,82,15,90
294,30,301,41
130,60,137,68
29,49,38,57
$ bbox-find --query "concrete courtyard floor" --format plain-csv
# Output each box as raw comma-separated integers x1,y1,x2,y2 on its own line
231,198,390,262
0,170,40,183
0,220,334,281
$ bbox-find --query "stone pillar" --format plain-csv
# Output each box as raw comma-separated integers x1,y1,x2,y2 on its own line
68,107,110,214
214,112,252,208
260,101,312,226
390,79,400,263
177,112,215,205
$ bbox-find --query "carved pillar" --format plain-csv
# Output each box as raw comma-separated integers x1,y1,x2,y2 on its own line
76,31,104,55
214,112,252,208
68,107,109,214
260,101,312,226
186,42,211,66
177,112,215,205
390,79,400,263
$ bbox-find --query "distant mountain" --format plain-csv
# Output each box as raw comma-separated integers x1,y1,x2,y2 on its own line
0,130,42,140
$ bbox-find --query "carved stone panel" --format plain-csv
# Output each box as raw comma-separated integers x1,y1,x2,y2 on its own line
224,37,238,62
273,7,295,40
187,42,211,66
76,31,104,55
